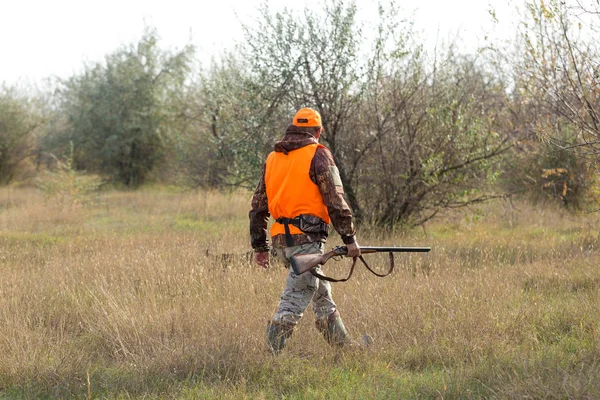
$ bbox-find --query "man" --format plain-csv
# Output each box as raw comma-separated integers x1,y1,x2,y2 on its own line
249,107,361,354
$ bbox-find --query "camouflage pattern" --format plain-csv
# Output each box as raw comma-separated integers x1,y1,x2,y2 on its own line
271,241,338,325
249,125,356,253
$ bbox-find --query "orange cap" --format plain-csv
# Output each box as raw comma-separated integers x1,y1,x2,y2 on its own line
292,108,322,127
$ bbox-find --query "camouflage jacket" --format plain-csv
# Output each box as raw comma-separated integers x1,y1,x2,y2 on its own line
249,125,356,252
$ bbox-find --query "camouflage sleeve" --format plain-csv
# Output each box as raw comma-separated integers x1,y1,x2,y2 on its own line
249,163,270,252
310,147,356,244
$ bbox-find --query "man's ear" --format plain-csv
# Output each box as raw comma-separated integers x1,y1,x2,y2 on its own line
315,127,323,139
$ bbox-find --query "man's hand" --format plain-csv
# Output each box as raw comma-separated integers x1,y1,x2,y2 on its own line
346,241,361,258
254,251,270,269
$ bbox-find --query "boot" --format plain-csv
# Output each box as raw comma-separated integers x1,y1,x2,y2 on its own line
315,310,351,347
266,320,295,355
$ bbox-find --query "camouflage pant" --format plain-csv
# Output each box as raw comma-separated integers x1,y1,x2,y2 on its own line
272,241,337,326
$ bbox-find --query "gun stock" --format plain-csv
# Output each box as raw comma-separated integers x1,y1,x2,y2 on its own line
290,248,345,275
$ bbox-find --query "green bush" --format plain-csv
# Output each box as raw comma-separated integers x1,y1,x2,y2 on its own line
0,87,38,185
37,143,102,209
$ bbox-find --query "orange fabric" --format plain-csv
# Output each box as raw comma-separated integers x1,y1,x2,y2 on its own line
265,144,331,238
292,108,322,127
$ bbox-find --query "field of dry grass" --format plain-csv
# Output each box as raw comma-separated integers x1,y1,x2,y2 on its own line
1,186,600,399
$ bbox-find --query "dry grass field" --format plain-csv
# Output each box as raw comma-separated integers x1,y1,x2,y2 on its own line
1,186,600,399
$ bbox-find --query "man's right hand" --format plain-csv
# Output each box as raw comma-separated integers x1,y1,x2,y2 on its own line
346,241,361,258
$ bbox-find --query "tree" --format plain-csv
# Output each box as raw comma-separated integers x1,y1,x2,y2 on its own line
518,0,600,163
501,0,600,208
178,54,285,189
55,28,193,187
0,86,39,185
356,52,512,226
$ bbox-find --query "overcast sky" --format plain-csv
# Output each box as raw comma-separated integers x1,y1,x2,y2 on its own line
1,0,518,86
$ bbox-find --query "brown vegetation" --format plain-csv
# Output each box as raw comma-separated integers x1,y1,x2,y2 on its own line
1,188,599,398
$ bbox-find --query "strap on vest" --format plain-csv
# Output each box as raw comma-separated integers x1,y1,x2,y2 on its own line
277,217,295,247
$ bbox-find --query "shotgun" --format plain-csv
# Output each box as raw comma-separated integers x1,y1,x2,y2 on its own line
290,246,431,276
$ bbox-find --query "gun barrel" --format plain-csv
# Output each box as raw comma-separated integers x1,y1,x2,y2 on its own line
360,246,431,253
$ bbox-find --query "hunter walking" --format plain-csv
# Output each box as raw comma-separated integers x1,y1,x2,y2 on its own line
249,107,361,354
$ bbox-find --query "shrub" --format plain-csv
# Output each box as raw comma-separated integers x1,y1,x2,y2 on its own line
37,143,103,209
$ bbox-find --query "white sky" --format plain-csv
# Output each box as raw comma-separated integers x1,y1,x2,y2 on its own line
0,0,518,87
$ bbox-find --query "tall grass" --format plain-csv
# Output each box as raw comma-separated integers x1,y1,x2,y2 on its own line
1,187,599,398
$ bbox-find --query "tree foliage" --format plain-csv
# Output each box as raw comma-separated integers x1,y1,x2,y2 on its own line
501,0,599,209
178,55,285,189
518,0,600,162
7,0,600,223
0,86,39,185
55,28,193,187
357,53,512,225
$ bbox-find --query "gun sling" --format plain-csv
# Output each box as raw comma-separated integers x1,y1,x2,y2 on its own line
309,252,396,283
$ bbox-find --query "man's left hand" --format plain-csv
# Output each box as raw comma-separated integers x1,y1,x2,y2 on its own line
254,251,270,269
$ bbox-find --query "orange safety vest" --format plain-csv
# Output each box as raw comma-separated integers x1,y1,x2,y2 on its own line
265,143,331,238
